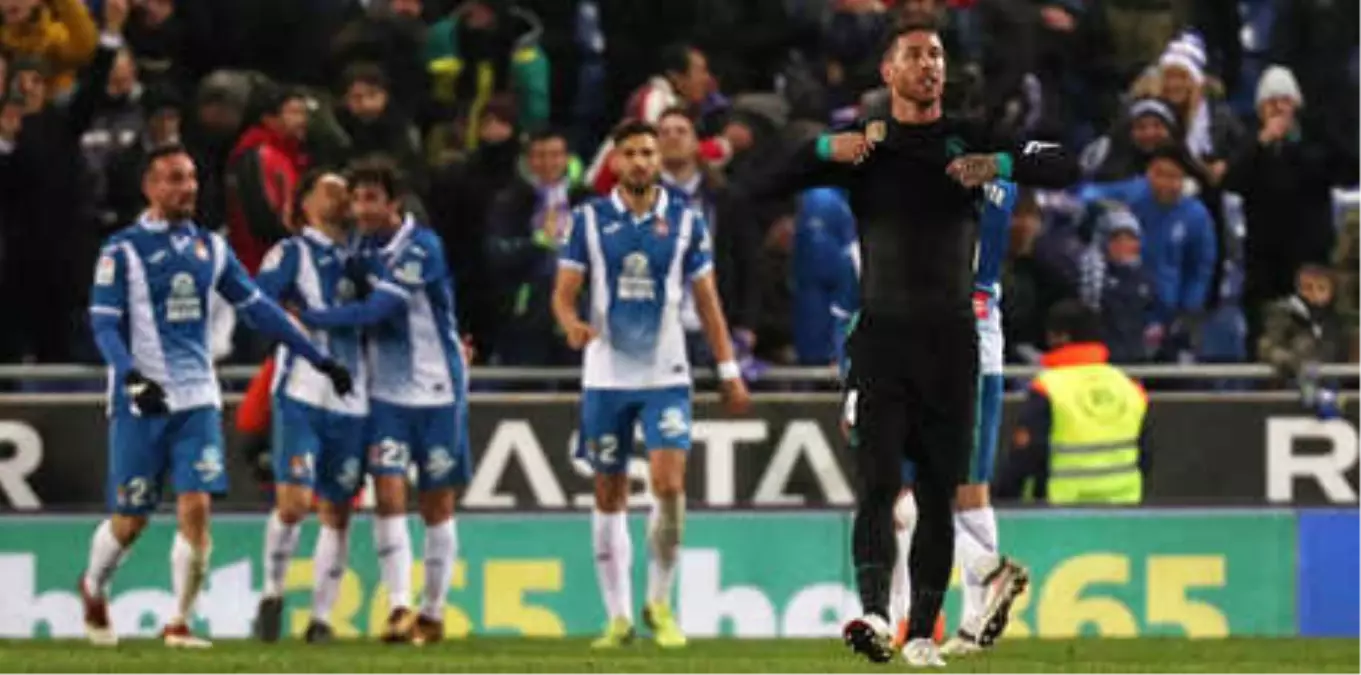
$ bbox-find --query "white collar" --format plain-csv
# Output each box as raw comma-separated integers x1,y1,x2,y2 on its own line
662,169,702,196
302,225,342,248
381,214,416,256
609,186,668,221
138,211,192,233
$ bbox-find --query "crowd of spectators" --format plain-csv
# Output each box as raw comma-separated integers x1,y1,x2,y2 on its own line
0,0,1356,380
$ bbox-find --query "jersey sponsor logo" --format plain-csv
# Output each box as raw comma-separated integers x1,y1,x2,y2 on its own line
659,406,689,439
394,260,423,286
617,252,656,301
195,445,223,482
166,272,203,322
425,446,455,479
95,255,116,286
1022,141,1061,156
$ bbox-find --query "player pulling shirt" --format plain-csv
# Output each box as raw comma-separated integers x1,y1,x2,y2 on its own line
256,228,369,503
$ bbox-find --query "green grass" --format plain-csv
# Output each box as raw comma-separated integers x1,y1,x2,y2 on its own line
0,638,1355,673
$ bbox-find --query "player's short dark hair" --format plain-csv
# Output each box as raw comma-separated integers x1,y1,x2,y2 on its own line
1146,143,1192,173
341,62,389,93
293,168,344,223
1046,299,1102,344
660,43,698,76
883,11,941,59
141,143,192,178
1297,263,1334,284
248,81,306,124
610,119,659,146
657,105,695,127
526,127,568,149
346,156,403,201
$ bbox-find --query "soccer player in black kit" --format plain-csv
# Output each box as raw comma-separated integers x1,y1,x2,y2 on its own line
749,15,1078,666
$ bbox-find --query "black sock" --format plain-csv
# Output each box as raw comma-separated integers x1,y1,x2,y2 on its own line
851,489,897,621
907,588,946,639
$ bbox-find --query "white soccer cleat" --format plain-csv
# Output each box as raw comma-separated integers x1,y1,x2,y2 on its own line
902,638,947,667
975,557,1030,647
162,622,212,648
940,631,985,657
841,613,894,663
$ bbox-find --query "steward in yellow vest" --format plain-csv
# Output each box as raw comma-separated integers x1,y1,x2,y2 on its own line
995,301,1148,504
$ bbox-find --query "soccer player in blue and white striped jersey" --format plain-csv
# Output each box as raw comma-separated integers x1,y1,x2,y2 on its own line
250,170,369,643
553,121,751,650
294,160,470,645
80,146,352,648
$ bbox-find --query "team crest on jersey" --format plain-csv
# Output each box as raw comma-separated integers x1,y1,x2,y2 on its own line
865,120,886,143
617,252,656,301
166,272,203,322
95,254,115,286
193,240,209,261
653,216,669,237
336,278,357,302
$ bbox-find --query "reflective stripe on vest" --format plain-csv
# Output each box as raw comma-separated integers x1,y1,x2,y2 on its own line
1036,363,1146,505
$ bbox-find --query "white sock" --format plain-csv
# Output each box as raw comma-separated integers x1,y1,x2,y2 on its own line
262,511,301,599
954,506,1000,634
374,515,413,610
592,510,634,623
83,520,127,598
420,519,458,621
889,492,917,626
171,533,210,626
645,495,683,607
311,525,349,622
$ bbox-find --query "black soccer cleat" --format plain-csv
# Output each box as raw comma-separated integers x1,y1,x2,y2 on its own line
253,596,284,643
975,557,1031,647
304,619,334,644
842,615,895,664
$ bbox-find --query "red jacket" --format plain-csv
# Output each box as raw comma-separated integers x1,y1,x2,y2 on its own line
225,125,308,274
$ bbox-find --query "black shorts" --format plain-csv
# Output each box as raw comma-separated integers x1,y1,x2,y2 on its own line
846,313,979,493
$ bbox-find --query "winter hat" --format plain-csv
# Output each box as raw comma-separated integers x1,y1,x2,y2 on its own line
1255,65,1304,108
1159,31,1206,84
1100,208,1141,239
1127,97,1177,130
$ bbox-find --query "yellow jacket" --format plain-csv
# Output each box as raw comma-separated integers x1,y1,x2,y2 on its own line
0,0,98,97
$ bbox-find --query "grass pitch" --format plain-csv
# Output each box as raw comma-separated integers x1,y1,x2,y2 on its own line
0,638,1355,673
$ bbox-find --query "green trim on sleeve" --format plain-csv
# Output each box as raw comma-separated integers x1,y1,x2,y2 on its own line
816,134,834,161
995,152,1014,179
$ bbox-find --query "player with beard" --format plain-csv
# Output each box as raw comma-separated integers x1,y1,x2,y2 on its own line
553,120,750,649
746,14,1078,666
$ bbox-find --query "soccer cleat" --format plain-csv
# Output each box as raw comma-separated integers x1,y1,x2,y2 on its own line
643,602,687,649
940,630,985,657
304,619,334,644
161,622,212,648
79,576,118,647
975,557,1030,647
841,614,894,664
412,615,444,646
253,596,284,643
902,638,947,667
380,607,416,644
590,617,636,649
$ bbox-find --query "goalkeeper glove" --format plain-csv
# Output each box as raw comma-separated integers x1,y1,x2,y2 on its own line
124,370,169,416
317,359,354,396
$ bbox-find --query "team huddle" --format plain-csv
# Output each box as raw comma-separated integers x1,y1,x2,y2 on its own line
76,121,750,650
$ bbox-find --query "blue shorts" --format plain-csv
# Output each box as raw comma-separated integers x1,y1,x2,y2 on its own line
108,407,226,515
272,396,367,503
575,386,692,475
901,373,1004,486
367,400,471,490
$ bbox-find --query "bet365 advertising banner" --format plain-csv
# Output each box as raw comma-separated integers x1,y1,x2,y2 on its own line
0,510,1302,640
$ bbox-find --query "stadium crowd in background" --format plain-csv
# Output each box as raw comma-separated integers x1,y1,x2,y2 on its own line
0,0,1356,381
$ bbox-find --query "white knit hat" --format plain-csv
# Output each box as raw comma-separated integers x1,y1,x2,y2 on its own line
1159,32,1207,84
1255,65,1304,107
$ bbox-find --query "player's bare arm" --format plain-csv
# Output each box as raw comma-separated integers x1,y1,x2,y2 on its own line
552,266,596,349
691,272,751,415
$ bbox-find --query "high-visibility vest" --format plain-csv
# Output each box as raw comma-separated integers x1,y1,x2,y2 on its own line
1035,363,1147,505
